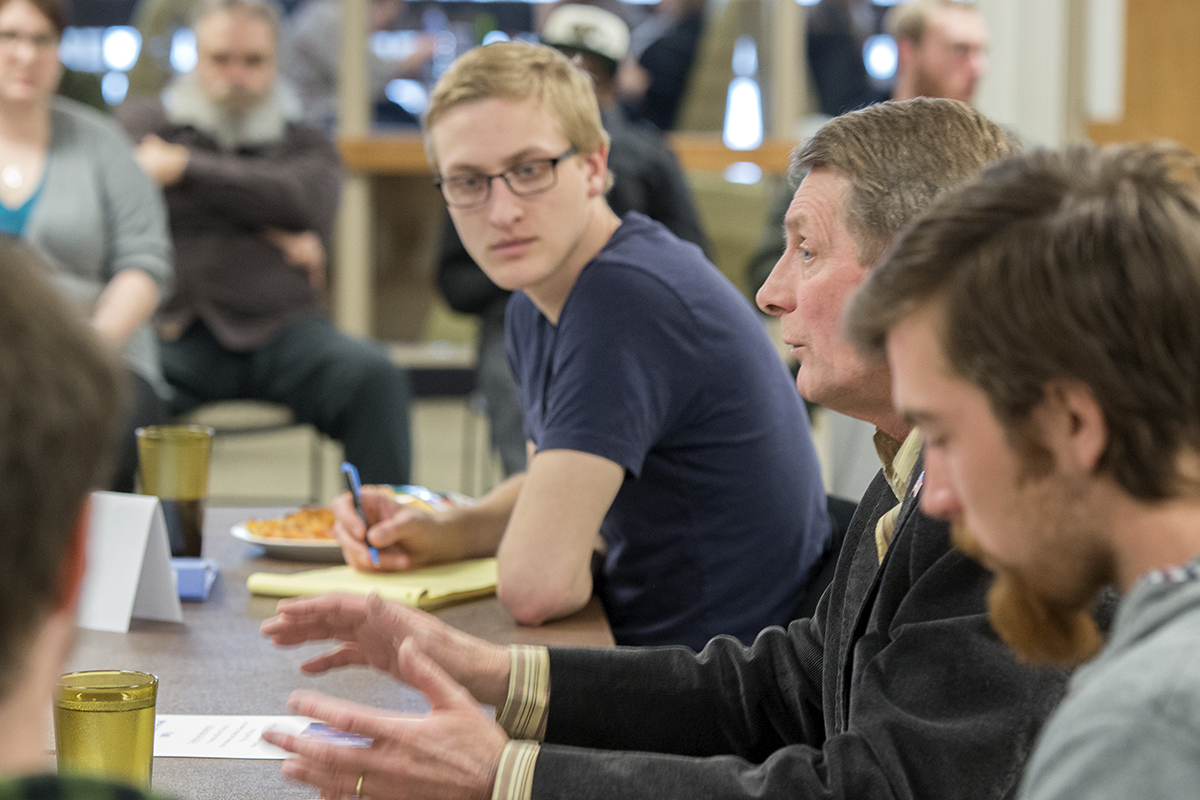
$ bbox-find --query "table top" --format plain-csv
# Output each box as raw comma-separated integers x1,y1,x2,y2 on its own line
66,506,613,799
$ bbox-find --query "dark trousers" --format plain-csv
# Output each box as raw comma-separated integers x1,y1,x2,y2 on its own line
477,301,527,476
162,318,412,486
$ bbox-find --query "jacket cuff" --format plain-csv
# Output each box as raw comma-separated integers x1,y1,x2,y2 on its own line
490,740,539,800
495,645,550,741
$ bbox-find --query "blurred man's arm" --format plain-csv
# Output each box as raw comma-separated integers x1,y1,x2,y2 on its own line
177,129,342,235
118,96,342,237
134,133,189,186
637,130,711,255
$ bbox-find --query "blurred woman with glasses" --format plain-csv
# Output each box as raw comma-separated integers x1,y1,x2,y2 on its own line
0,0,172,491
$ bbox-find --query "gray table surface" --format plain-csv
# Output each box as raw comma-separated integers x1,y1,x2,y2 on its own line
66,506,613,799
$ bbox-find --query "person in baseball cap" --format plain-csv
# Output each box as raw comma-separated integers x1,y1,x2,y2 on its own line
539,3,631,84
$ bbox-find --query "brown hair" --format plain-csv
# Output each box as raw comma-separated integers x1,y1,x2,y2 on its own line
885,0,981,45
422,41,607,172
0,239,122,697
849,142,1200,500
0,0,66,34
792,97,1019,266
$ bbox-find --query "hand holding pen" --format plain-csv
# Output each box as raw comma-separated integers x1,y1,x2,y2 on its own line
331,465,450,571
341,462,380,567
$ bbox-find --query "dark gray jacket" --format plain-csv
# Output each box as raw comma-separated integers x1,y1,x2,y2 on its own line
118,96,340,352
532,461,1071,799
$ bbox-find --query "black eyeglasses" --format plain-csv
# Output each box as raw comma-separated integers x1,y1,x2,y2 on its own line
435,147,578,208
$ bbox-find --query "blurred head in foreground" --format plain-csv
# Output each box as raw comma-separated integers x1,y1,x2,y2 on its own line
0,237,122,771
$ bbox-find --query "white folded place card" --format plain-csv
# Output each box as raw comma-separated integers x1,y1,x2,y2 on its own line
77,491,183,633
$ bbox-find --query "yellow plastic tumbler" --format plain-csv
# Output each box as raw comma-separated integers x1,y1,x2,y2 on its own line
54,670,158,789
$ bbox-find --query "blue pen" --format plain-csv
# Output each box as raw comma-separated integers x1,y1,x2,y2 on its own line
340,462,379,566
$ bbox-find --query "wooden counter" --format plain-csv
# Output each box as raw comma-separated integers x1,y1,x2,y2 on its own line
337,131,797,177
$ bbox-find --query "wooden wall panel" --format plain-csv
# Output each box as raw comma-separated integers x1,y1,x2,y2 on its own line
1088,0,1200,152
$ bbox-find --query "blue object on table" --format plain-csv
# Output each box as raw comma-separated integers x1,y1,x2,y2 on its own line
341,461,380,566
171,557,219,601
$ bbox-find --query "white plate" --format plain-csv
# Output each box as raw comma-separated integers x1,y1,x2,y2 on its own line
231,524,346,563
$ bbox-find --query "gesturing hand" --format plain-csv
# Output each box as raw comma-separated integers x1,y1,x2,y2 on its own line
261,593,511,707
261,639,508,800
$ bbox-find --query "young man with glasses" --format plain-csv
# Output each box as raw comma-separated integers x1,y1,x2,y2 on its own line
330,41,831,649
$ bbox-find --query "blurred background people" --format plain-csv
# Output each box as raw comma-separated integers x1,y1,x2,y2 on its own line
281,0,435,130
119,0,413,486
617,0,705,131
124,0,200,98
0,0,173,493
437,3,710,477
806,0,885,117
888,0,988,104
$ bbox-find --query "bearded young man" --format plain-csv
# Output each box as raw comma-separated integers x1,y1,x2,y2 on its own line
850,141,1200,798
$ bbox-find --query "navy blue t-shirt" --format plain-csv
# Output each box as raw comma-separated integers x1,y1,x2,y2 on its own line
506,212,830,649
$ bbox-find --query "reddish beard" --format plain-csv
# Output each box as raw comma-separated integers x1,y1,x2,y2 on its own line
951,521,1103,666
911,63,973,105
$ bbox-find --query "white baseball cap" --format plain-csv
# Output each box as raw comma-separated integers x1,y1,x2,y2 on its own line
540,4,631,66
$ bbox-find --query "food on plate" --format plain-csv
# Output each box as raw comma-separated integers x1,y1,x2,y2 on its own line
242,487,445,541
245,507,336,540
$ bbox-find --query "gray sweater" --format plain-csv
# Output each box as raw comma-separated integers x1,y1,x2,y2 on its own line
1019,555,1200,799
26,97,173,395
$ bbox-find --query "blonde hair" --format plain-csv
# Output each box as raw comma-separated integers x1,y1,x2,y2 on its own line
422,42,607,171
886,0,979,45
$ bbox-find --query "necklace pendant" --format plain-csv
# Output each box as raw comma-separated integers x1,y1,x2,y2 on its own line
1,165,21,190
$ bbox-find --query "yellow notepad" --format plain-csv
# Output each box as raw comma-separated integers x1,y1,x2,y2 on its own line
247,558,498,609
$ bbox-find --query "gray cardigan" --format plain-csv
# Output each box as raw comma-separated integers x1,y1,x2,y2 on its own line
25,97,173,395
